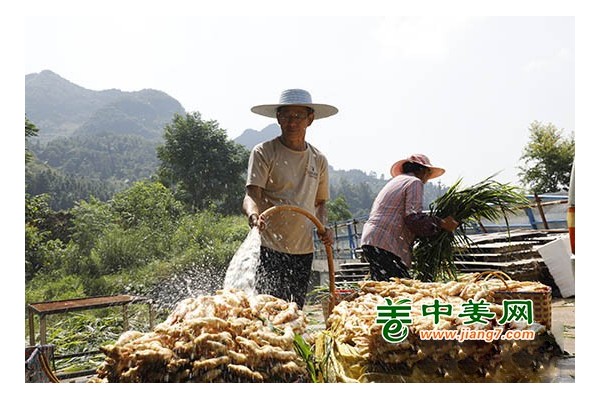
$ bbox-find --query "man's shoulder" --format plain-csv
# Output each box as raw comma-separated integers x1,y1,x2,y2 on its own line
252,137,280,153
306,142,328,160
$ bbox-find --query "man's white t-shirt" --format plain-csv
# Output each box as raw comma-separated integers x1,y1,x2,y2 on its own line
246,137,329,254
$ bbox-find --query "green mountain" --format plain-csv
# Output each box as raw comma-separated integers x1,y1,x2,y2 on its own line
25,70,186,209
25,158,122,210
25,70,185,141
28,133,160,181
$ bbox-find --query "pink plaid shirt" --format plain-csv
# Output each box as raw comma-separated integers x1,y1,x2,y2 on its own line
361,173,437,268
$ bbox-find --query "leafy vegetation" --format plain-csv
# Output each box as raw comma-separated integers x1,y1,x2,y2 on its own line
31,306,152,373
327,195,353,222
25,116,39,163
26,159,121,210
28,133,160,181
412,177,530,282
25,182,249,305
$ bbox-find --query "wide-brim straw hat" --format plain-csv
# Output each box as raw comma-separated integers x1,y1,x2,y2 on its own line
251,88,338,120
390,154,446,179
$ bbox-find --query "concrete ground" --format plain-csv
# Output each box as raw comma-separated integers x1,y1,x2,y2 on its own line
551,297,575,356
549,297,575,382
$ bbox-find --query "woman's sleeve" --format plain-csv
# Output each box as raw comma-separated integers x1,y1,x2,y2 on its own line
405,213,442,237
404,179,442,237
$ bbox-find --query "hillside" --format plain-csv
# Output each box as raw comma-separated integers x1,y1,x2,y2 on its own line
25,70,185,141
25,71,447,214
28,132,160,181
25,158,123,210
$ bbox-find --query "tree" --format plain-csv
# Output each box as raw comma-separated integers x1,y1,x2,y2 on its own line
25,193,70,281
31,133,160,181
26,116,39,164
327,195,353,223
157,112,249,213
69,197,116,256
110,181,184,230
330,178,377,217
26,161,119,210
518,121,575,193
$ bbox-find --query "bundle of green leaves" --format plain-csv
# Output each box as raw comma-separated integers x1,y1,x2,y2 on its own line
412,176,530,282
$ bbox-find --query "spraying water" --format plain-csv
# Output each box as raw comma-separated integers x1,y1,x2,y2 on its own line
144,260,227,316
223,227,261,295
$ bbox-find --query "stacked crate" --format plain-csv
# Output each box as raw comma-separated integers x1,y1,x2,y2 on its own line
453,229,564,293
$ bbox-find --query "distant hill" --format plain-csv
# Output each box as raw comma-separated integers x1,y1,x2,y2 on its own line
233,123,280,149
25,70,185,141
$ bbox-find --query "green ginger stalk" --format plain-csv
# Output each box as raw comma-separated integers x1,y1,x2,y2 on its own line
412,176,530,282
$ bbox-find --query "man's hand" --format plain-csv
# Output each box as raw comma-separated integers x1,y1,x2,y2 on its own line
314,199,333,246
318,227,335,247
248,213,266,230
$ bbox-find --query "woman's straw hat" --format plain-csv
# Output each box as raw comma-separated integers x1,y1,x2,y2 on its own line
390,154,446,178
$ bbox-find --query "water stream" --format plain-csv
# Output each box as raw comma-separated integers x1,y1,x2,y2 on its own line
223,227,261,295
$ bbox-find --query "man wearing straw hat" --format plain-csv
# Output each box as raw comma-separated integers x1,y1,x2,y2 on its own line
243,88,337,308
360,154,459,281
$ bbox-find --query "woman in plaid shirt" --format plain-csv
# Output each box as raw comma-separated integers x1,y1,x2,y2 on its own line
360,154,458,281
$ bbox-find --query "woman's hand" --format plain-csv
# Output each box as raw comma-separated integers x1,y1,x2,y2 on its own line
440,216,459,232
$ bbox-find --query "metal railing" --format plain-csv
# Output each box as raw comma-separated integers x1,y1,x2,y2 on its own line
314,194,568,260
